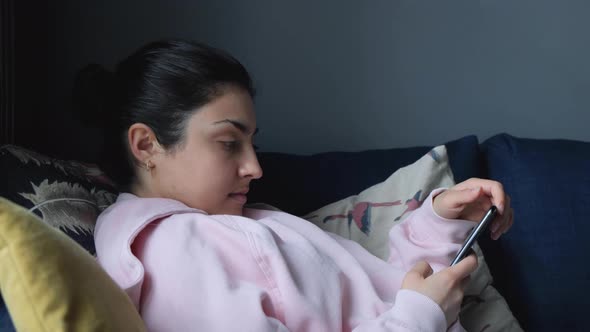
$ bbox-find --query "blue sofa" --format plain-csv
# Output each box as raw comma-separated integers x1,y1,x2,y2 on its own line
249,133,590,332
1,133,588,331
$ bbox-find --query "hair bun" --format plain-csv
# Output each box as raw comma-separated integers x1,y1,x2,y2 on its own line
72,64,118,129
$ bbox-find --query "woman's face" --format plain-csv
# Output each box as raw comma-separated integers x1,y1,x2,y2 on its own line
150,87,262,215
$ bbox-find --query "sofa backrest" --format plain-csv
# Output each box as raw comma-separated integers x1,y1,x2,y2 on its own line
249,135,481,215
479,133,590,331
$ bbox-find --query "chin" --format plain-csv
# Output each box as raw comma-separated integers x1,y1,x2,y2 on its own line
223,210,243,216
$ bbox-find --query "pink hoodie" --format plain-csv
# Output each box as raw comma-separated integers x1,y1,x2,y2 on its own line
95,189,474,331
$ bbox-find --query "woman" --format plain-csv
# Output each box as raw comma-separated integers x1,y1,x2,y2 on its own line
83,40,513,331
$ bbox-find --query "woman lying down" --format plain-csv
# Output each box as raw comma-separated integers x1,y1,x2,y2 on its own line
79,39,513,331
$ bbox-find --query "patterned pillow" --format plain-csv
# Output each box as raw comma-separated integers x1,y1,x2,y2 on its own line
304,145,454,258
0,145,117,255
303,145,522,332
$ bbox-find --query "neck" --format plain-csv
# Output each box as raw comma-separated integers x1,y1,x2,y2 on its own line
130,175,158,198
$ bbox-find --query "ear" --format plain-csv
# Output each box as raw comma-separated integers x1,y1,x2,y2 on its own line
127,123,163,164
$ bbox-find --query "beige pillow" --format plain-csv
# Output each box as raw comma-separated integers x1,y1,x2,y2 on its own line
303,145,522,332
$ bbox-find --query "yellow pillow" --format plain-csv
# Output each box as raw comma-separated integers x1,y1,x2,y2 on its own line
0,197,146,332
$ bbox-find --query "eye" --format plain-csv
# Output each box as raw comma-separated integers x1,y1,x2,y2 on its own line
220,141,240,152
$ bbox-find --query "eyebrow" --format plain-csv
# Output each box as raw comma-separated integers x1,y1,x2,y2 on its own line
212,119,258,135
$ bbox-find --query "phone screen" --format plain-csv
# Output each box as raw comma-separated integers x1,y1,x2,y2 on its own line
450,206,498,266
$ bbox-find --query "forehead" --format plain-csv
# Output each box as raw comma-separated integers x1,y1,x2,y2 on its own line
188,88,256,131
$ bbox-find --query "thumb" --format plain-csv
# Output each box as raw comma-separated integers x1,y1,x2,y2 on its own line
409,260,434,279
402,261,434,291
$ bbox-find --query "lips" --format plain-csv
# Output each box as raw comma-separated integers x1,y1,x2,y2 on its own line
231,188,249,195
228,188,249,204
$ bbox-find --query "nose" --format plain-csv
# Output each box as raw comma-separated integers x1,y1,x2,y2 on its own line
239,149,263,180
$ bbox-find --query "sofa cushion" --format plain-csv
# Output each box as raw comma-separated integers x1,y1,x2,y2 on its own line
0,197,146,332
250,135,481,216
480,133,590,331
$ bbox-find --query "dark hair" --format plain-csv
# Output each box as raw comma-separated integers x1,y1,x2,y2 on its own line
73,40,255,189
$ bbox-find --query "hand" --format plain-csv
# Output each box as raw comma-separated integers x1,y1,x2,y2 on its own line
432,178,514,240
401,254,478,327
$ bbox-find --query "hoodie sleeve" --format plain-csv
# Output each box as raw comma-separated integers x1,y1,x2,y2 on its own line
356,188,474,331
323,189,471,332
352,289,466,332
388,188,476,273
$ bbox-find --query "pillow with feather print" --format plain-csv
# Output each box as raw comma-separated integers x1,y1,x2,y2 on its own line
0,145,118,255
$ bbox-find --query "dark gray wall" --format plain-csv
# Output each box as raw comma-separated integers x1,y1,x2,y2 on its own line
24,0,590,156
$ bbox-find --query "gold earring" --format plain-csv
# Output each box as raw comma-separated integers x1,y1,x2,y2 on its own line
145,160,154,171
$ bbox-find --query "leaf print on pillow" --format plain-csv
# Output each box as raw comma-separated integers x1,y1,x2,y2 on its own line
19,179,117,234
1,145,53,167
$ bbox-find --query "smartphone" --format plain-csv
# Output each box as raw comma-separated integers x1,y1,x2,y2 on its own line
450,206,498,266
